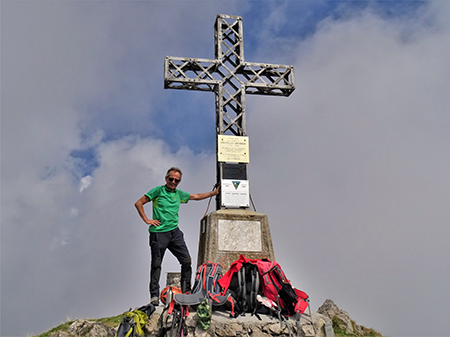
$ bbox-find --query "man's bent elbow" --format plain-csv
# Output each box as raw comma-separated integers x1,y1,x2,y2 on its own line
135,195,149,207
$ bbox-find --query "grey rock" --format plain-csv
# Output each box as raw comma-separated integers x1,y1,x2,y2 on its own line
49,331,70,337
68,320,94,336
86,322,115,337
194,326,213,337
149,308,326,337
145,306,163,334
247,326,271,337
215,322,244,336
64,319,114,337
262,322,288,335
317,299,354,335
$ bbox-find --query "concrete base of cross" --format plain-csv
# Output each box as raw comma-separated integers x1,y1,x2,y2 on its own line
196,209,276,271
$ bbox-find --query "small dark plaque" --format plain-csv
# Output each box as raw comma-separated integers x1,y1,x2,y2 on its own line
222,163,247,180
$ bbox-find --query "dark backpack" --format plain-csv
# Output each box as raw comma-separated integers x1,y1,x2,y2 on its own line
219,255,309,317
174,261,231,307
226,262,260,316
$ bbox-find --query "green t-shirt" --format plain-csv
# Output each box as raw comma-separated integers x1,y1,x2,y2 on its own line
145,185,190,233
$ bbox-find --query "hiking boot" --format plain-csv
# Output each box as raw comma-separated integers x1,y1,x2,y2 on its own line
151,296,159,306
181,279,191,294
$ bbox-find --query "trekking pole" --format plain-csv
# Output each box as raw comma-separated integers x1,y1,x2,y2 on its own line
296,301,316,337
296,311,301,337
307,301,317,336
177,305,188,337
170,309,180,337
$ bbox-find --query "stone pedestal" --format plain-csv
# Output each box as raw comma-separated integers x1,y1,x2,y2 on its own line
166,272,181,288
197,209,275,270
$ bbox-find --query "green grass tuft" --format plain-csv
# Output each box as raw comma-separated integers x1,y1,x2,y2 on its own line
95,315,123,328
332,315,384,337
32,315,123,337
33,320,74,337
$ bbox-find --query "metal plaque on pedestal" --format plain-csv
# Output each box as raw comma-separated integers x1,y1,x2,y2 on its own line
221,179,249,208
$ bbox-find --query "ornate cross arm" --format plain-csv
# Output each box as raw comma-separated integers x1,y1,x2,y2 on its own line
164,56,220,91
238,62,295,96
165,56,295,96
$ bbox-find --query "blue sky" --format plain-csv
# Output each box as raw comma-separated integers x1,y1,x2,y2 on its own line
1,1,449,336
66,1,427,162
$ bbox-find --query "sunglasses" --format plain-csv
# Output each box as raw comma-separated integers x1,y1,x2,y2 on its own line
168,177,180,183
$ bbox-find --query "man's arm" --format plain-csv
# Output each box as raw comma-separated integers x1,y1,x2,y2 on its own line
189,185,221,201
134,195,161,227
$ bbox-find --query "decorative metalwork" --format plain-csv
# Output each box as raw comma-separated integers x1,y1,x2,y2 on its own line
164,14,295,209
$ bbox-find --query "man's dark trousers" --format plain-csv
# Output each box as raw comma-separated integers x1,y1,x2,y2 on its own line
149,227,192,299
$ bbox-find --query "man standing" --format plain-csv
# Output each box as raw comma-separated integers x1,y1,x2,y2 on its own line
134,167,220,306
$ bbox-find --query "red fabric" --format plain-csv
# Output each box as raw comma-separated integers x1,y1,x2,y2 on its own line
200,264,207,289
218,255,310,315
218,255,253,291
294,298,309,314
255,260,284,302
168,299,175,314
294,288,308,300
218,255,280,292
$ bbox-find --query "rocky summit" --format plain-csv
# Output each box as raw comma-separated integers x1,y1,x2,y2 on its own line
46,299,382,337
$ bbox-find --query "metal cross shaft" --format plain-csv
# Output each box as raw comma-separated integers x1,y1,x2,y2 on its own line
164,14,295,209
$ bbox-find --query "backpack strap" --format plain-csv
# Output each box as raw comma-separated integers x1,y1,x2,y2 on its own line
177,304,189,337
174,263,209,305
238,266,247,313
167,298,176,315
227,294,236,318
250,265,260,315
192,264,207,294
175,262,227,306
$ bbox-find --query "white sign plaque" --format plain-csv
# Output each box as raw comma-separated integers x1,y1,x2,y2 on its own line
221,179,249,208
218,219,262,251
218,135,249,163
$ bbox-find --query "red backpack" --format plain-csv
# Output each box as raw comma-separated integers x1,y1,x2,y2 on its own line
218,255,309,316
256,259,309,315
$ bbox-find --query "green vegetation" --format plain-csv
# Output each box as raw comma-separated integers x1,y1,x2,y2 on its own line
95,315,123,328
332,315,384,337
33,315,123,337
33,320,75,337
35,313,385,337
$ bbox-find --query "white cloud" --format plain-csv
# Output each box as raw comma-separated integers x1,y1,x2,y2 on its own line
247,2,449,335
79,176,93,193
1,1,448,337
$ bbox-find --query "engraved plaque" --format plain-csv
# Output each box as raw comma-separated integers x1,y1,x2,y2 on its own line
218,135,249,163
218,219,262,251
221,180,249,208
222,163,247,180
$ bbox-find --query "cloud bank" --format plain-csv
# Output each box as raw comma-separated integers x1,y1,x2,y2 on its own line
1,1,448,336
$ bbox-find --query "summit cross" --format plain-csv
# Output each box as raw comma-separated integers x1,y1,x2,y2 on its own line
164,14,295,209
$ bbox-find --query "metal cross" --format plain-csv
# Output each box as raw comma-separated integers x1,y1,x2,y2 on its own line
164,14,295,209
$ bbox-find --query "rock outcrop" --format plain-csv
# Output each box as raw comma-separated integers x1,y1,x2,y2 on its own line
47,300,382,337
317,299,382,337
50,320,115,337
317,299,354,335
144,306,328,337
